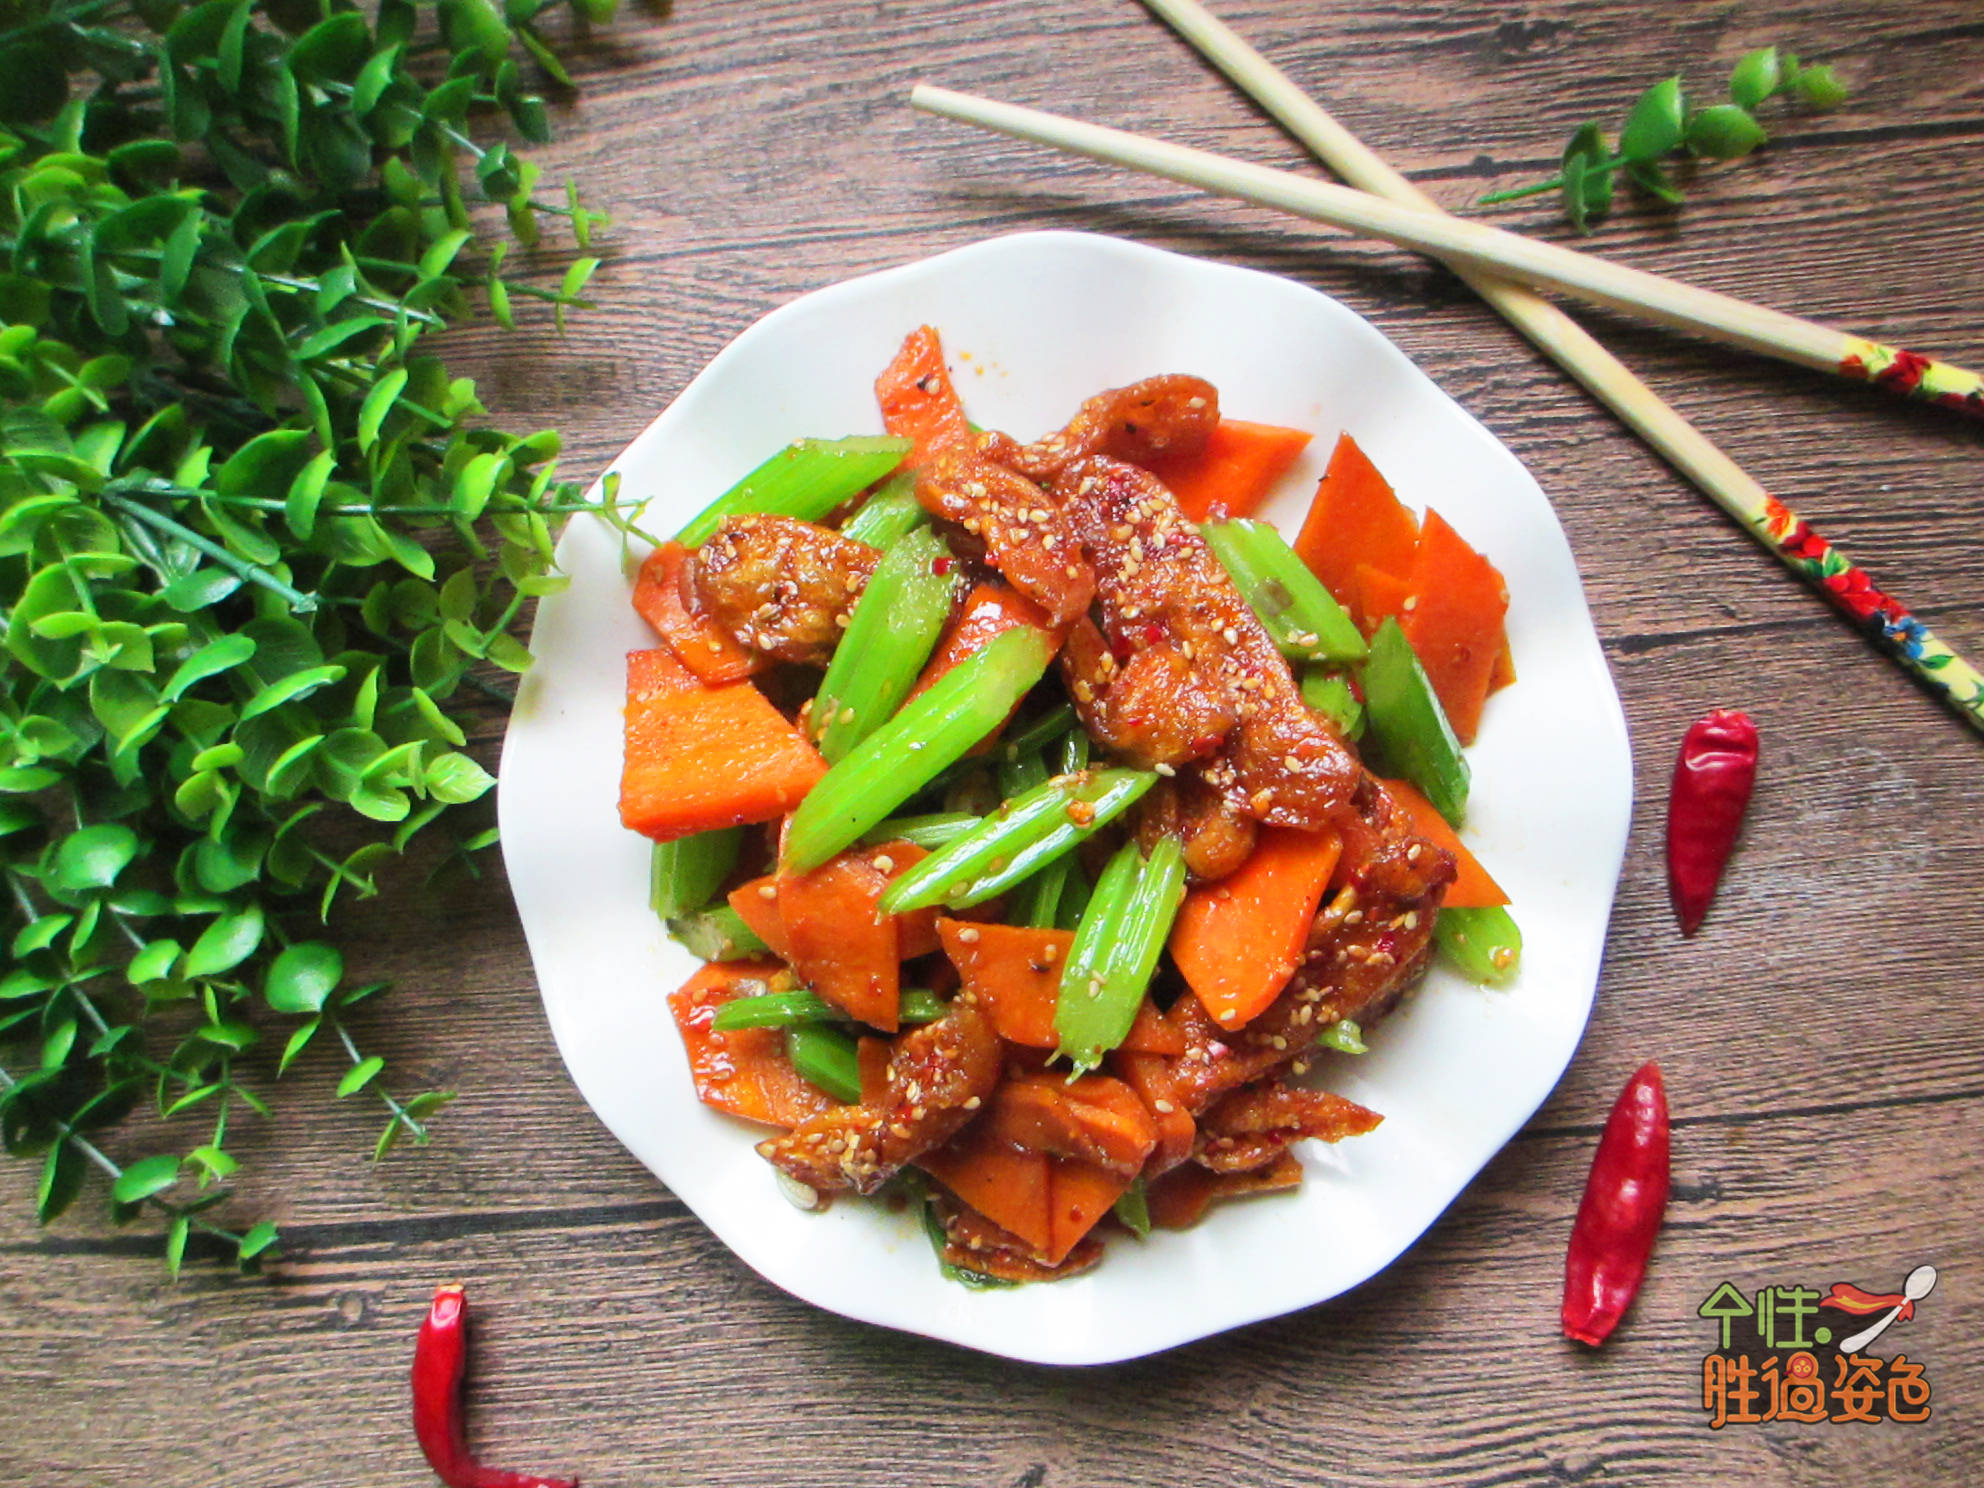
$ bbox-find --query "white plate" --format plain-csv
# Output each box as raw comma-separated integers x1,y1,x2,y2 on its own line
498,230,1633,1366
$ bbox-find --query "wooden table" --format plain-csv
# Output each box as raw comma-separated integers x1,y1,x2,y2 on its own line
4,3,1980,1484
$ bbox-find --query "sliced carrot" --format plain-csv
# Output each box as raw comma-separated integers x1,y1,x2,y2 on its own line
667,960,837,1128
1170,825,1342,1031
876,324,972,468
1111,1051,1196,1178
938,920,1178,1053
1379,777,1508,908
1398,508,1509,744
630,542,766,685
1139,417,1313,522
1488,637,1517,694
907,582,1062,702
1353,562,1413,633
1294,433,1419,629
778,851,902,1031
620,649,827,842
919,1127,1054,1253
1046,1158,1135,1264
726,875,791,958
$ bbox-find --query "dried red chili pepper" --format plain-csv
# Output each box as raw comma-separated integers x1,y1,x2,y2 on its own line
1562,1061,1670,1346
1665,709,1758,936
413,1283,577,1488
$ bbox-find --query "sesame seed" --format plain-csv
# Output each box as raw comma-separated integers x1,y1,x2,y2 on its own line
963,1095,982,1110
1154,762,1176,777
1222,627,1239,644
1153,1099,1175,1114
957,927,980,944
706,639,723,652
872,854,895,873
1403,596,1418,612
758,884,778,901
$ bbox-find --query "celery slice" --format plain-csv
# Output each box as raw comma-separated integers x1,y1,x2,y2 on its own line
676,435,911,547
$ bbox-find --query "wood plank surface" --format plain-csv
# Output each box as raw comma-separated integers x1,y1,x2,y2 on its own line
3,1,1981,1485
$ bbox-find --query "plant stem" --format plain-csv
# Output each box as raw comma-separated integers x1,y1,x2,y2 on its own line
101,494,320,613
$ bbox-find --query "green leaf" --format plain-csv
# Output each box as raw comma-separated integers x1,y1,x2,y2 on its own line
278,1016,321,1075
1793,64,1847,111
37,1141,83,1225
165,1213,189,1278
12,914,73,957
240,664,348,720
1728,46,1781,110
265,941,342,1014
112,1152,183,1204
126,938,183,985
357,368,407,452
1618,76,1686,162
163,634,258,701
160,569,244,613
1686,104,1769,161
337,1055,385,1098
188,1144,238,1182
51,824,140,891
184,903,264,977
238,1220,280,1262
423,751,495,804
1626,157,1684,204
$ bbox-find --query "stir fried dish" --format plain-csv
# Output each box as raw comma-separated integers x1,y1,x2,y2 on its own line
620,327,1522,1284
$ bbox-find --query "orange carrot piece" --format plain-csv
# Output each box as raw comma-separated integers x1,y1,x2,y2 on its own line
778,844,936,1032
1380,777,1508,908
907,583,1062,702
631,542,766,685
726,875,791,958
1139,418,1313,522
1046,1158,1135,1263
1398,508,1509,744
919,1128,1054,1254
938,920,1178,1053
1294,433,1419,629
1488,637,1517,694
1170,826,1343,1031
1353,562,1414,634
667,960,837,1128
620,649,827,842
875,325,972,468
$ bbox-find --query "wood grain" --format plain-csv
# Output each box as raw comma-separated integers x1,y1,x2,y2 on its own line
3,2,1981,1485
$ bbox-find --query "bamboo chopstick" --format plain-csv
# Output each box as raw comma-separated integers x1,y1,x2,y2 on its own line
908,72,1984,736
909,85,1984,423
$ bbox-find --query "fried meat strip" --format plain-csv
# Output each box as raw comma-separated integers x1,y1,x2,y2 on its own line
915,450,1094,626
756,1002,1000,1195
1057,456,1361,826
1166,778,1456,1114
685,514,878,666
982,374,1220,482
1133,775,1258,883
927,1188,1105,1283
1192,1082,1383,1174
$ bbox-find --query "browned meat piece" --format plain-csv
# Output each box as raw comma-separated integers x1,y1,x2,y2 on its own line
1056,456,1362,827
1165,778,1455,1114
685,515,878,666
1192,1082,1382,1174
915,449,1094,626
1060,619,1236,771
982,374,1220,481
1133,775,1259,883
1145,1149,1305,1229
756,1002,1001,1194
928,1188,1105,1283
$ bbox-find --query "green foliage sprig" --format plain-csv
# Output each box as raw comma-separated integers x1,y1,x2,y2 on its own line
0,0,638,1272
1478,46,1849,232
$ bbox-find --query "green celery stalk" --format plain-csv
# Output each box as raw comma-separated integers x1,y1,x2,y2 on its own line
995,703,1077,763
838,472,928,547
1054,858,1092,932
783,626,1057,872
878,769,1159,912
665,903,767,961
785,1023,863,1102
1113,1177,1152,1239
811,526,959,763
1300,667,1365,741
713,986,946,1032
997,747,1050,801
1204,519,1367,664
676,435,911,547
1361,617,1470,825
859,812,980,850
1055,837,1187,1072
1012,853,1072,929
1059,724,1090,775
1316,1018,1368,1054
649,828,742,920
1434,905,1522,985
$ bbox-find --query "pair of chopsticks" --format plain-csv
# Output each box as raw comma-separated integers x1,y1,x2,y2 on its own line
909,0,1984,738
